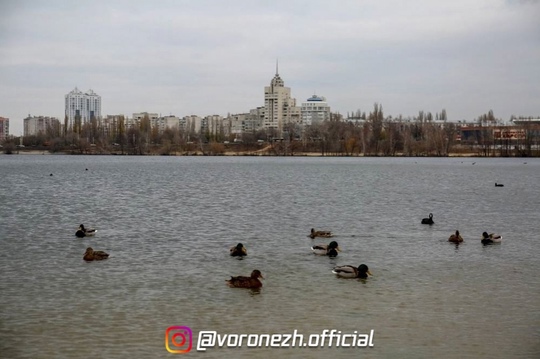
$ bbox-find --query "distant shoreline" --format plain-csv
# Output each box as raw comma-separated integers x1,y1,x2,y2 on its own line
0,149,512,158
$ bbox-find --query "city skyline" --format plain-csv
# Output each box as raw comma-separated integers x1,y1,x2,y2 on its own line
1,0,540,136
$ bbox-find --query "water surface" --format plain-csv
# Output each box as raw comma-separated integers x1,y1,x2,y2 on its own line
1,155,539,358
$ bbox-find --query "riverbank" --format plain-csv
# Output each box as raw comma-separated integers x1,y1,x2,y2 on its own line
0,149,514,157
3,142,537,157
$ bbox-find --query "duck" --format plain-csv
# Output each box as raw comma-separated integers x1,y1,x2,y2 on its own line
75,224,97,238
421,213,434,225
311,240,341,257
481,232,502,245
448,230,463,243
332,264,372,279
226,270,264,289
309,228,333,239
83,247,109,261
495,183,504,187
230,243,247,257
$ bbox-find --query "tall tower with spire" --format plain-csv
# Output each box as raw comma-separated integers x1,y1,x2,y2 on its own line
263,61,298,134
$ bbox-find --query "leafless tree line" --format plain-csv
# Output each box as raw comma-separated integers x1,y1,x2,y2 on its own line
4,106,539,157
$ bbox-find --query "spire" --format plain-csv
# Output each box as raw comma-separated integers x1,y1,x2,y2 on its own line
270,59,284,87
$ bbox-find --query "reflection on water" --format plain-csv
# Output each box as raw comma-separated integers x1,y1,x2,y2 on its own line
1,156,539,358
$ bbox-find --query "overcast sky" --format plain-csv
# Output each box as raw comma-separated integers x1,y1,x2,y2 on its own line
1,0,539,135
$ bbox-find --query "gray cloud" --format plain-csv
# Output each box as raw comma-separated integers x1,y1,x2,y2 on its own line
1,0,539,135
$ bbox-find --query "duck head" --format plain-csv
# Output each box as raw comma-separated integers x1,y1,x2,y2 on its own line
328,241,340,251
482,232,489,239
250,270,264,280
83,247,94,260
358,264,372,277
326,241,340,257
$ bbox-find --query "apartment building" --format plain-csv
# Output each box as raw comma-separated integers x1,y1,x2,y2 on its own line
0,117,8,143
23,115,61,137
301,95,331,126
65,88,101,128
263,66,300,134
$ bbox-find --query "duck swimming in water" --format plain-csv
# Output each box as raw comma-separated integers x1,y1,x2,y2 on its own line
83,247,109,261
230,243,247,257
309,228,333,239
75,224,97,238
448,230,463,243
226,270,264,289
421,213,434,225
332,264,372,279
481,232,502,245
311,241,341,257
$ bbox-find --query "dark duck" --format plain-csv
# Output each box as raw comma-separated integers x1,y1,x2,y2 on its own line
481,232,502,245
230,243,247,257
332,264,372,279
226,270,264,289
75,224,97,238
311,240,341,257
421,213,434,225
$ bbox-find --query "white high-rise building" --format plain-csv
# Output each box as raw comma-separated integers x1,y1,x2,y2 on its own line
263,64,300,134
65,87,101,128
301,95,331,126
0,117,9,142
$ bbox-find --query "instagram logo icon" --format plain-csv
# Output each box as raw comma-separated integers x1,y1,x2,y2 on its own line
165,326,193,354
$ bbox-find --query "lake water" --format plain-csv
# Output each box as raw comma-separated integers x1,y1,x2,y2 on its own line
0,155,539,359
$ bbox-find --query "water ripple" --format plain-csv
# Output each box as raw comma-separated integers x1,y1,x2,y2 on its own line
1,156,539,358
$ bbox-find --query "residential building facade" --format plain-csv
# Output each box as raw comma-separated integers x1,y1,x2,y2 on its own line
65,88,101,128
202,115,224,138
223,108,265,140
263,67,300,134
102,115,126,139
183,115,203,134
301,95,331,126
127,112,158,132
132,112,159,124
23,115,61,137
157,115,181,133
0,117,8,143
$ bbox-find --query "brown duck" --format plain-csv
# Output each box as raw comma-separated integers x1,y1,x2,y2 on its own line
83,247,109,261
448,230,463,243
230,243,247,257
226,270,264,289
310,228,333,239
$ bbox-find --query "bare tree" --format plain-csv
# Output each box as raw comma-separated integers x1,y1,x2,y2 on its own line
366,103,384,155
